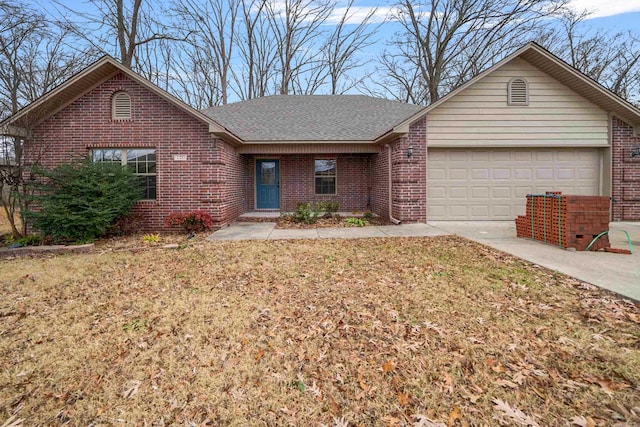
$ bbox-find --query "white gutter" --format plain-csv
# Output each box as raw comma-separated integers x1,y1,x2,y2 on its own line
387,144,401,225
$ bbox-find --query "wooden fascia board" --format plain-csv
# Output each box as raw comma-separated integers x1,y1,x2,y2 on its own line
0,124,31,138
241,140,374,144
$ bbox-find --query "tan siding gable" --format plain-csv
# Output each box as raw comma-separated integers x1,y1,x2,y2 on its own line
427,58,609,147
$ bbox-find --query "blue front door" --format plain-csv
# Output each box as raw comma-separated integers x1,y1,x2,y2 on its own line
256,160,280,209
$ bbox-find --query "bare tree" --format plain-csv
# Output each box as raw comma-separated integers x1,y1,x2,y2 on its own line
232,0,278,100
321,0,381,95
0,0,90,237
539,9,640,105
54,0,183,88
172,0,239,105
265,0,333,95
379,0,568,105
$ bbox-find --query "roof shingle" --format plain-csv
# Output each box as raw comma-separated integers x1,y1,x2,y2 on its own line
202,95,424,142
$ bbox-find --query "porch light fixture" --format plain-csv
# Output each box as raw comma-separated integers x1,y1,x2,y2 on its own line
407,145,414,158
631,146,640,158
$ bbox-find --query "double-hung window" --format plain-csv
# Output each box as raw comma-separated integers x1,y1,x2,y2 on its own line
92,148,156,199
315,159,336,195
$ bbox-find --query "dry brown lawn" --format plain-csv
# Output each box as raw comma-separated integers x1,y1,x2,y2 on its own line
1,235,639,426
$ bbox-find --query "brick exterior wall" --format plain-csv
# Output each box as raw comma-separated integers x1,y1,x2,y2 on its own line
26,71,430,230
370,118,427,222
29,72,244,230
612,116,640,221
370,146,389,220
244,154,371,212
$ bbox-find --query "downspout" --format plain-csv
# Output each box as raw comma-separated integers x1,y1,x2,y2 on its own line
387,144,401,224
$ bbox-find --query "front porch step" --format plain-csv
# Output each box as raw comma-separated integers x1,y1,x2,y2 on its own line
238,211,281,222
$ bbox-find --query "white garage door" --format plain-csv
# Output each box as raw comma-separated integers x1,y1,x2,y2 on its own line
427,148,601,220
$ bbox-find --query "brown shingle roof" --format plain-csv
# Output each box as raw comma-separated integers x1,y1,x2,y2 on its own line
202,95,424,142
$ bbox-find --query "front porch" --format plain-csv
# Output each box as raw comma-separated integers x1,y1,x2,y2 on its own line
238,210,375,222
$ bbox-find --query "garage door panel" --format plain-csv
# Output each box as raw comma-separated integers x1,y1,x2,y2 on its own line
492,187,511,198
471,206,490,217
491,151,511,161
429,187,446,199
471,168,489,179
536,168,553,179
428,168,446,180
450,187,468,198
493,169,510,180
471,187,490,198
514,169,532,180
449,205,469,218
428,148,600,220
556,169,574,179
449,169,467,179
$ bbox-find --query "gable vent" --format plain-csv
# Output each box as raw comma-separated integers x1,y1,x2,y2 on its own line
112,92,131,120
508,78,528,106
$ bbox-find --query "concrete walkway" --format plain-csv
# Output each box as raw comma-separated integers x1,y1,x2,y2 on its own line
207,220,640,301
430,221,640,301
207,222,448,241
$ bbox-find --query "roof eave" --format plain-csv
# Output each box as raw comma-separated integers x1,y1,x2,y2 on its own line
0,55,242,141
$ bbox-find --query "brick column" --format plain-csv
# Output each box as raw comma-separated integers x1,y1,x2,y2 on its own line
611,117,640,220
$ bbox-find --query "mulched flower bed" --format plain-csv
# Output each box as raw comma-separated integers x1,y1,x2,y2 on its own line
276,215,391,229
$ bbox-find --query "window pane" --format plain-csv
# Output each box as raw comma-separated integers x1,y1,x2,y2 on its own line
93,148,156,200
316,177,335,194
261,162,276,185
315,159,336,176
139,176,157,200
93,149,121,163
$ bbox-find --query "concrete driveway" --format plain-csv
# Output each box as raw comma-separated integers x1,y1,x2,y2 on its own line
430,221,640,301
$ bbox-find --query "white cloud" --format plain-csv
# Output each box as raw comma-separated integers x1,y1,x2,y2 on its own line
326,6,395,25
567,0,640,18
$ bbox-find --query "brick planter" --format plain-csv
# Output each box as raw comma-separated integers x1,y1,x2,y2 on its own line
515,192,610,251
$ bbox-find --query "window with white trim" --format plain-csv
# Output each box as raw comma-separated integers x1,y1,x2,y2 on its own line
92,148,156,199
112,92,131,120
315,159,336,195
508,78,529,106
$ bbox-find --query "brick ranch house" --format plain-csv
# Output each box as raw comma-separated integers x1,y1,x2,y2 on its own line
2,42,640,230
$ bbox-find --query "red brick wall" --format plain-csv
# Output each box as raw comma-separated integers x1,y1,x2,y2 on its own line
612,116,640,221
29,73,242,230
244,154,371,212
370,118,427,222
371,146,389,220
392,118,427,222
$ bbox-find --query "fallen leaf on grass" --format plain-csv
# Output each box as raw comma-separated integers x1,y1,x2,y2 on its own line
597,379,631,397
496,379,519,389
382,360,396,373
358,372,369,392
332,417,349,427
413,415,446,427
1,415,24,427
328,396,340,414
382,414,400,426
448,405,461,426
398,392,411,406
493,399,541,427
255,348,265,362
122,380,141,399
570,416,595,427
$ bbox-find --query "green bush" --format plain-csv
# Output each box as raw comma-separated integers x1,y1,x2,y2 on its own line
27,158,142,242
293,202,319,224
346,217,368,227
316,201,339,214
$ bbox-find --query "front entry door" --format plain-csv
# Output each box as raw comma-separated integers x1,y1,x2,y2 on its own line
256,160,280,209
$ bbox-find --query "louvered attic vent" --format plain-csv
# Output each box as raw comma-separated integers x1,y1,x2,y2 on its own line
508,78,529,106
112,92,131,120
